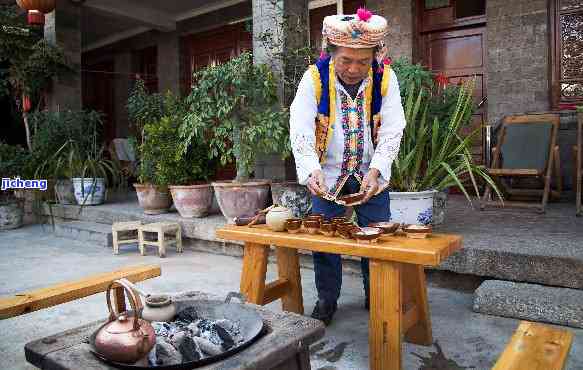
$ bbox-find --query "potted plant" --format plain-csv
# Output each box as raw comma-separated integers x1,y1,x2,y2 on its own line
142,103,216,218
30,110,106,205
388,73,501,225
0,143,31,230
181,52,290,221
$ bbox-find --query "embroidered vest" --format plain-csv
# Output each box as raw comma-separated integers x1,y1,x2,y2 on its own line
308,56,391,163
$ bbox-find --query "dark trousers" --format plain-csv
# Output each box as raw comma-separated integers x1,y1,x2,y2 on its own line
311,176,391,303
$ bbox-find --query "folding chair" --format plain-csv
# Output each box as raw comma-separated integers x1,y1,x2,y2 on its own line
575,111,582,216
481,113,561,213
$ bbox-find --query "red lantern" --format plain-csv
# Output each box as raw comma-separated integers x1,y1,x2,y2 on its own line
15,0,56,25
22,95,32,112
27,10,44,25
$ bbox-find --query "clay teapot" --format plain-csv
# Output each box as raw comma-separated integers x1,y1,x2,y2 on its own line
94,279,156,364
266,206,293,232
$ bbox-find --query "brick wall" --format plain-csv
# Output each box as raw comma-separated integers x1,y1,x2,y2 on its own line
487,0,550,125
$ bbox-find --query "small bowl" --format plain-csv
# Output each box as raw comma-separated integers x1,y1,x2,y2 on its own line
368,221,400,235
331,216,348,222
320,222,336,237
338,191,366,205
353,227,382,243
285,218,302,234
337,223,359,239
402,224,432,238
302,219,320,234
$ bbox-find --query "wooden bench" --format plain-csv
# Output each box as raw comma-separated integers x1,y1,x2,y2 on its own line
0,264,161,319
493,321,573,370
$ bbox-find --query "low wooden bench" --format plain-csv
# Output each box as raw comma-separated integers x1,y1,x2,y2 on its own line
493,321,573,370
0,264,161,319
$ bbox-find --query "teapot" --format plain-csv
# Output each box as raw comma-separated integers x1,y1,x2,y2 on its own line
266,206,293,232
94,279,156,364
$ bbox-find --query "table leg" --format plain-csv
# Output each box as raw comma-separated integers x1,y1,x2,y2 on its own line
276,247,304,314
402,264,432,345
240,242,269,305
369,259,402,370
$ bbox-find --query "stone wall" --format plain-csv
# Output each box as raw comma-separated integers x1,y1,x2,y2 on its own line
44,0,82,111
366,0,415,61
487,0,550,125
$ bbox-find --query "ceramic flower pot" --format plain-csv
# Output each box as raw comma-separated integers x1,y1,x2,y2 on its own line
270,182,311,218
212,180,271,223
169,184,213,218
54,179,76,205
72,178,106,206
133,184,172,215
388,190,437,225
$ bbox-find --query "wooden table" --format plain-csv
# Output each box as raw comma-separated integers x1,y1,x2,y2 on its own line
216,225,463,370
25,291,325,370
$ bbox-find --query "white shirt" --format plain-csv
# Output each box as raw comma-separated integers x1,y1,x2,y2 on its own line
289,67,406,193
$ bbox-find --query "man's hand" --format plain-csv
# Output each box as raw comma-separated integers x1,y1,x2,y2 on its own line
360,168,380,203
307,169,328,196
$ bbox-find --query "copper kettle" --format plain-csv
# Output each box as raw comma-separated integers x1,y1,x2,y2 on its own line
94,279,156,363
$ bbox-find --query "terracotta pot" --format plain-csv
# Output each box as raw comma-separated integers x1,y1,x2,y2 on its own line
133,184,172,215
169,184,213,218
212,180,271,223
16,0,56,13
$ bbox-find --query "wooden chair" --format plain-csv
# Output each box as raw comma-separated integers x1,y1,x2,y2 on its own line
493,321,573,370
0,264,160,319
575,112,582,216
481,113,562,213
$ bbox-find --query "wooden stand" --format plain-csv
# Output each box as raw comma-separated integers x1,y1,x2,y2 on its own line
217,225,462,370
112,221,142,255
138,222,183,258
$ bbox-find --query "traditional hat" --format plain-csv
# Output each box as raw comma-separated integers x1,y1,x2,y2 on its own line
321,8,387,50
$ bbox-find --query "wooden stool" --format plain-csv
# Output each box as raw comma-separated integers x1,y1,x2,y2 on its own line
138,222,183,258
112,221,142,255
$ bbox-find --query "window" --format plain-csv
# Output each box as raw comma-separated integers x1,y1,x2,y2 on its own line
550,0,583,108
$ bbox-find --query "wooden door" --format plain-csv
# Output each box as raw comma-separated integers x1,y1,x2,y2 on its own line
421,27,487,163
133,46,158,93
417,0,487,164
82,60,115,144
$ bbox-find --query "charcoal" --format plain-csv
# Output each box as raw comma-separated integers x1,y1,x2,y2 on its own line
176,307,199,323
153,338,182,365
178,335,203,362
192,336,223,356
215,324,235,350
187,322,200,336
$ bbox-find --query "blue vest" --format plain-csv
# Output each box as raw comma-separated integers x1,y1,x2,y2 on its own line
308,56,391,163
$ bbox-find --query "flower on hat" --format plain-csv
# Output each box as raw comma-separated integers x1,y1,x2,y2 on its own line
357,7,373,22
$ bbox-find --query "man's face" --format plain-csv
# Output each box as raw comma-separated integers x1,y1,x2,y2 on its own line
333,46,374,85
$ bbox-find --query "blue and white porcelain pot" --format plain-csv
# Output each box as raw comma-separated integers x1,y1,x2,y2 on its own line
389,190,437,226
72,177,106,205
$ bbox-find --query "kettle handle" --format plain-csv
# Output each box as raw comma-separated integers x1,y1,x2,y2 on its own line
105,278,143,331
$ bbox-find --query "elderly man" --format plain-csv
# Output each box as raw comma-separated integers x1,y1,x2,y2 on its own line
289,9,406,325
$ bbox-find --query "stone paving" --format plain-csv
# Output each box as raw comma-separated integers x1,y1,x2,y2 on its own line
1,225,583,370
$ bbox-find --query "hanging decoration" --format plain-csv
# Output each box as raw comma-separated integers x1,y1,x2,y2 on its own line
15,0,56,25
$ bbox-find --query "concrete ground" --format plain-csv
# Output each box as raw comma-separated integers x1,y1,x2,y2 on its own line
1,225,582,370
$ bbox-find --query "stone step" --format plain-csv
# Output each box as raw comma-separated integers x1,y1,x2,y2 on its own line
473,280,583,329
53,221,113,247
